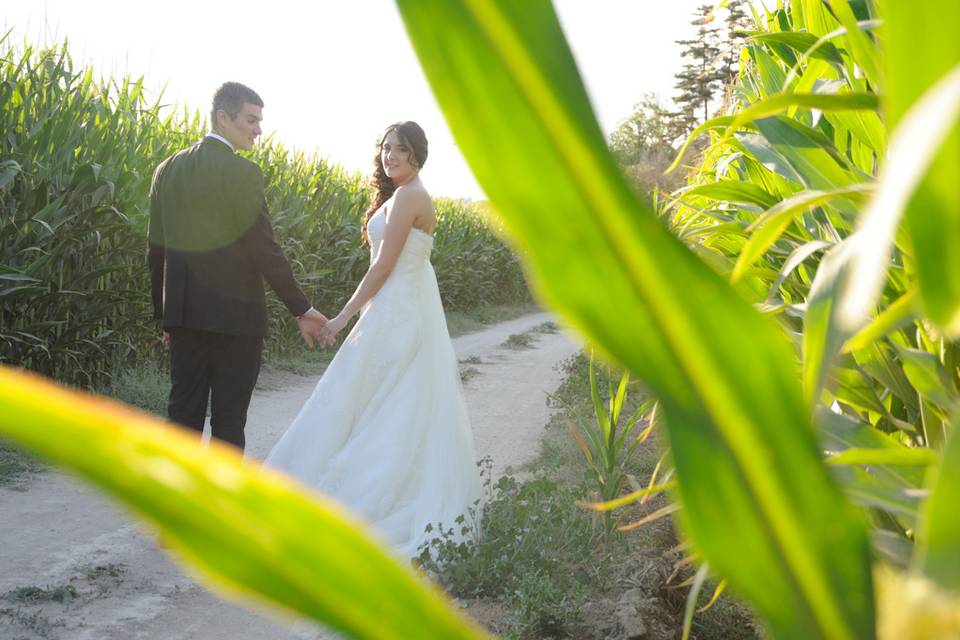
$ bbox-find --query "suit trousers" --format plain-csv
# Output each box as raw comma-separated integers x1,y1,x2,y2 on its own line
167,327,263,451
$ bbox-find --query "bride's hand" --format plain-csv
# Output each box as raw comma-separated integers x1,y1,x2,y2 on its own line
319,315,347,347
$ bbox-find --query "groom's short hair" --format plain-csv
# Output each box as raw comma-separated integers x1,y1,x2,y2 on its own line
211,82,263,125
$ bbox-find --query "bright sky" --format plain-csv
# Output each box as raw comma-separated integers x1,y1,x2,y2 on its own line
4,0,706,200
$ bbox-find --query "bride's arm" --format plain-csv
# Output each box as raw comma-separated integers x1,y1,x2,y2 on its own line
320,187,429,341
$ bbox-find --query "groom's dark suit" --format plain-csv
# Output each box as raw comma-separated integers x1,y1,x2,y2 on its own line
148,136,311,449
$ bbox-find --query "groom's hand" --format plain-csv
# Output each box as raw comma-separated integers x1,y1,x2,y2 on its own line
297,308,328,348
318,314,347,347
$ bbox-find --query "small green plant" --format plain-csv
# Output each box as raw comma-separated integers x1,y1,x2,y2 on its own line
3,584,77,604
0,607,65,640
84,563,127,581
443,303,539,336
99,360,169,415
502,333,534,350
566,354,650,537
0,438,44,487
459,366,481,383
531,321,559,334
503,570,586,639
262,349,334,378
417,459,614,638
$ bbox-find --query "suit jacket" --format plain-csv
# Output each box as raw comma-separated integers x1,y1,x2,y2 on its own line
148,137,311,336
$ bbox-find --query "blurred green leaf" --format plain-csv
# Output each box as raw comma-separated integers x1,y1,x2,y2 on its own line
841,291,916,354
826,448,938,467
883,0,960,335
396,1,875,637
917,424,960,590
0,366,488,640
803,63,960,408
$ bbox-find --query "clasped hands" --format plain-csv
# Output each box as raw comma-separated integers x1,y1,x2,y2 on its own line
297,308,346,349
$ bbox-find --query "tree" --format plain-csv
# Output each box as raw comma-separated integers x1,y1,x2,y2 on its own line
721,0,752,87
608,94,687,193
717,0,753,112
608,93,673,166
670,4,726,136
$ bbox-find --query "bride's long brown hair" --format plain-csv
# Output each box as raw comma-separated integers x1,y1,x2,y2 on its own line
361,121,428,244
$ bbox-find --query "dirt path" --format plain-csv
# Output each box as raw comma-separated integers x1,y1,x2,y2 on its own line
0,312,579,640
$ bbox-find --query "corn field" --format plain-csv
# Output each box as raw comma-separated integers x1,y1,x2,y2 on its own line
1,1,959,639
666,0,955,569
0,37,528,388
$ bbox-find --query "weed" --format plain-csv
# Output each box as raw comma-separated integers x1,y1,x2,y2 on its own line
262,349,333,378
460,366,481,383
445,302,540,338
502,333,534,350
99,360,169,415
83,563,127,581
418,459,618,638
459,356,483,365
0,439,44,488
3,584,77,605
531,321,559,334
505,571,587,638
0,607,66,639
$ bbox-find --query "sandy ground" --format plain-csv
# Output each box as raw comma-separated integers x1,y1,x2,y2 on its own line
0,312,579,640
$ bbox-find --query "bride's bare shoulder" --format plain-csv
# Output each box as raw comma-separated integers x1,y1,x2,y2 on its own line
395,181,430,199
393,182,433,210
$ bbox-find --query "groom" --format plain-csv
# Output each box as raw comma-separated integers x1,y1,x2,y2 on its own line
148,81,327,451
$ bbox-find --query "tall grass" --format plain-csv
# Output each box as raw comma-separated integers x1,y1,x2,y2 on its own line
0,36,529,386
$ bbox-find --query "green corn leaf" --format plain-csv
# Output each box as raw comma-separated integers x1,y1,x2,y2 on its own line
826,448,938,467
917,423,960,590
732,184,870,284
724,92,879,139
569,424,594,466
817,408,927,492
396,1,874,637
824,109,886,154
883,0,960,336
831,366,888,416
802,64,960,408
841,291,917,354
736,132,806,185
767,239,832,302
578,481,675,513
611,370,629,426
682,564,710,640
589,356,610,440
744,31,844,64
779,21,882,91
0,367,488,640
827,0,881,92
666,116,736,174
683,182,780,209
0,159,21,190
753,117,859,194
894,346,960,418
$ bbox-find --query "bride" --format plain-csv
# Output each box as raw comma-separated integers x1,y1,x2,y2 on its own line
265,121,482,559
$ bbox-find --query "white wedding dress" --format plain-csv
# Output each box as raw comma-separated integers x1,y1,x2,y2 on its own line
265,206,482,560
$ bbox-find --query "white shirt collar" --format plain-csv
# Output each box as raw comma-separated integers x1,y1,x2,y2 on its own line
206,132,235,152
